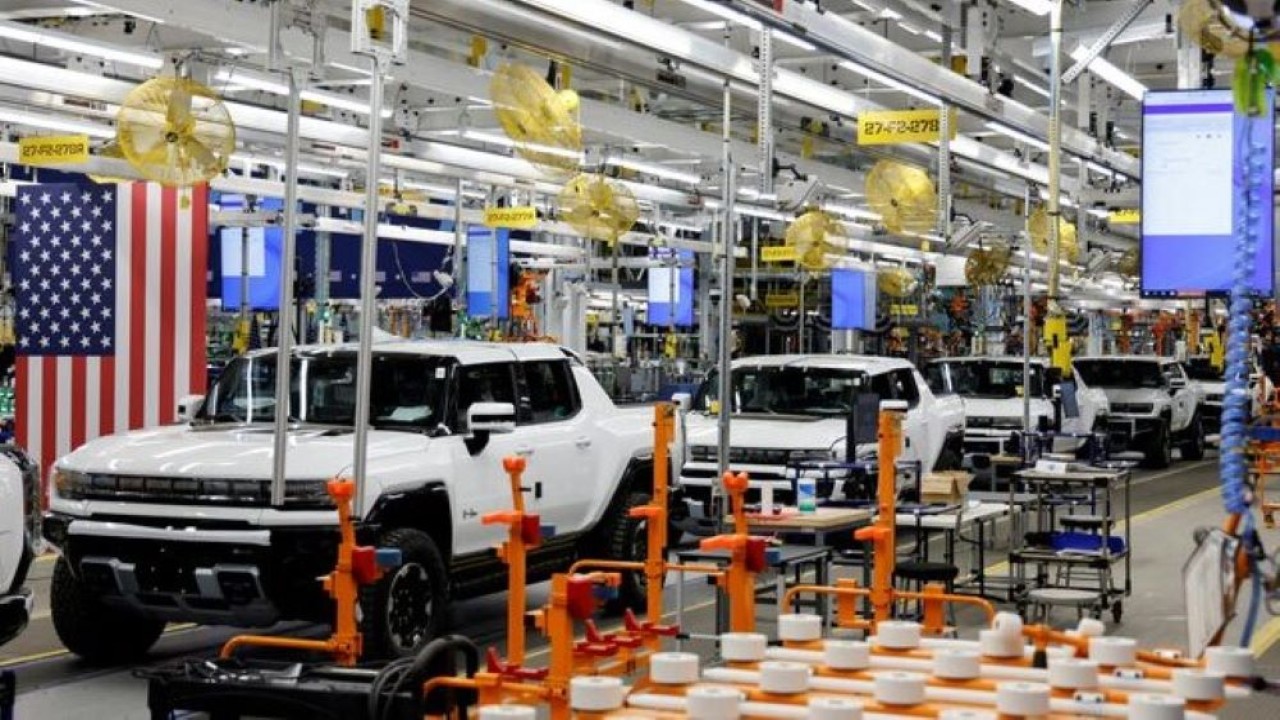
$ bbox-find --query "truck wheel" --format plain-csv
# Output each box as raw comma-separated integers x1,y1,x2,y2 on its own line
51,557,163,664
362,528,448,659
1142,422,1172,469
1182,414,1206,461
602,493,657,612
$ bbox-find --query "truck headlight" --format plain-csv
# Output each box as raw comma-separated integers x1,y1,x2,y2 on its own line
51,467,90,500
284,479,337,509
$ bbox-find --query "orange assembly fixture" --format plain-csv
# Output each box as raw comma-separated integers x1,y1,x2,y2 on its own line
853,403,906,627
698,470,765,633
482,454,539,667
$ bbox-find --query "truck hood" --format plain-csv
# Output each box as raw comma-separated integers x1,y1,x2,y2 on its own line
1099,387,1171,406
961,397,1052,420
57,424,432,480
684,414,846,452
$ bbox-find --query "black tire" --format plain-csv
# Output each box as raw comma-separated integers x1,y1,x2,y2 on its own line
361,528,449,660
51,557,164,664
1142,421,1172,469
600,493,656,612
1182,414,1206,461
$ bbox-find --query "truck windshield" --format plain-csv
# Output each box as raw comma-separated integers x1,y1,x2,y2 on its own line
200,352,449,431
1074,360,1164,389
696,366,869,416
935,361,1043,399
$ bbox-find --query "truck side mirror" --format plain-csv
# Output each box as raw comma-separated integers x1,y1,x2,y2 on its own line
1168,376,1187,391
464,401,516,455
177,394,204,423
671,392,692,412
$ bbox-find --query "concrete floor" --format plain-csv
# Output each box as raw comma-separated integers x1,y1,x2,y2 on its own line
6,456,1280,717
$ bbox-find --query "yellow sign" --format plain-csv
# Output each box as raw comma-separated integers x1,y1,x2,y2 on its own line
1108,208,1140,225
857,109,957,146
19,134,89,166
483,205,539,229
761,246,797,263
765,292,800,308
889,304,919,316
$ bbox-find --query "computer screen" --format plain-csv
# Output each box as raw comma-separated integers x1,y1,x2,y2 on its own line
831,268,876,330
648,248,695,326
220,226,282,311
1140,88,1275,298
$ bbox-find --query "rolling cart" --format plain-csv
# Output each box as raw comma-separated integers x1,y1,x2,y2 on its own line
1008,464,1132,623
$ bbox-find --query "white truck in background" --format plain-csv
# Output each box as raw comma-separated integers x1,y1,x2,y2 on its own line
43,341,660,662
674,355,966,533
0,445,39,647
925,356,1110,456
1073,356,1206,468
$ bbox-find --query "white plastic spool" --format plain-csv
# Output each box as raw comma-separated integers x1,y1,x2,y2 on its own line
1088,636,1137,667
872,671,927,706
570,676,625,712
938,711,997,720
992,611,1024,636
1128,693,1187,720
979,628,1024,659
1171,669,1226,701
650,652,700,685
478,706,537,720
1073,618,1106,638
824,640,871,671
759,661,811,694
778,614,824,642
933,649,981,680
995,682,1051,717
1048,658,1099,690
807,696,863,720
876,621,922,650
1204,646,1255,678
686,686,743,719
722,633,769,662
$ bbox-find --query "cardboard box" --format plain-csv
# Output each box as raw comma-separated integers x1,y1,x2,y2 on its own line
921,470,973,505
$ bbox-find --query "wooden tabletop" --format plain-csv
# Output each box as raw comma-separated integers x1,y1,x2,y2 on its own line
730,506,874,530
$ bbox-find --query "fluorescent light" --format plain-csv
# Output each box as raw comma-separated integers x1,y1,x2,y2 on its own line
823,203,881,222
213,69,392,117
923,30,942,43
984,121,1049,151
1085,160,1113,175
674,0,761,30
736,205,786,221
606,156,701,184
0,18,163,69
839,60,939,105
878,8,903,20
899,23,921,36
773,30,816,52
1005,0,1053,16
1069,46,1147,101
231,152,349,179
1014,74,1051,99
0,107,114,138
462,129,584,163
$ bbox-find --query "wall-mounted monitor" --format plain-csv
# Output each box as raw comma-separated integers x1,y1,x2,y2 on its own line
1140,88,1275,298
648,248,695,326
831,268,876,330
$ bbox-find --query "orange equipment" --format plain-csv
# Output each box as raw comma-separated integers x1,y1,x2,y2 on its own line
698,470,771,633
854,401,907,626
220,479,398,666
481,454,548,672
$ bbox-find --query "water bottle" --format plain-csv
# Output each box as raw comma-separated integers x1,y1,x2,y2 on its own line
796,476,816,513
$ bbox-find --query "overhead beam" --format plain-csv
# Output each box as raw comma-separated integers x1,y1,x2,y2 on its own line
1061,0,1154,85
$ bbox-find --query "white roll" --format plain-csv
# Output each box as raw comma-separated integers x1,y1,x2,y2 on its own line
808,696,863,720
979,628,1024,659
1171,669,1226,701
933,649,981,680
1089,637,1138,667
650,651,700,685
570,676,625,712
995,681,1051,717
778,614,824,642
1128,693,1186,720
938,711,998,720
824,640,871,671
1074,618,1107,638
478,706,537,720
872,671,927,706
1204,646,1255,678
1048,658,1099,690
992,611,1024,637
876,621,922,650
687,686,743,719
759,660,811,694
722,632,769,662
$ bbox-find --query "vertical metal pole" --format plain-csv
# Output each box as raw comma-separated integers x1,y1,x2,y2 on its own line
239,227,250,329
1046,0,1064,302
1023,187,1033,434
270,71,303,506
715,23,737,503
351,56,386,517
754,26,774,302
937,26,953,244
454,177,467,337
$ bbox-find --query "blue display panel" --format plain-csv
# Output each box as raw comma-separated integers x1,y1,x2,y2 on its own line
466,226,510,319
1140,89,1275,297
220,226,282,311
831,268,875,330
647,248,695,326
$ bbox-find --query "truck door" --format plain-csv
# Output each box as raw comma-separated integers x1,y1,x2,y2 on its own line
515,359,596,536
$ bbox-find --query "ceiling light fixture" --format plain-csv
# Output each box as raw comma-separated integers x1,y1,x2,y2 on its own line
984,121,1050,151
457,129,585,163
606,156,701,184
231,152,349,179
839,60,939,105
0,106,114,138
1004,0,1053,16
823,203,882,221
0,18,164,69
674,0,760,30
213,69,392,118
1069,46,1147,101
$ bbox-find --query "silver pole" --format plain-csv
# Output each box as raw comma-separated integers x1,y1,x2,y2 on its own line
1023,186,1033,434
270,71,303,506
715,27,737,496
351,56,386,517
454,177,466,337
1046,0,1064,304
753,26,774,303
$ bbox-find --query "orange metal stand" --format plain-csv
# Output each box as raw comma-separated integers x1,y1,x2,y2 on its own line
481,455,539,667
853,404,906,627
698,470,764,633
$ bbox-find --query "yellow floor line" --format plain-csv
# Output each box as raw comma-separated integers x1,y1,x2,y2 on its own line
1249,615,1280,657
0,623,197,668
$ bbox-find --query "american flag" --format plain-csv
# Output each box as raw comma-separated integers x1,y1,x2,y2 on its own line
13,182,209,490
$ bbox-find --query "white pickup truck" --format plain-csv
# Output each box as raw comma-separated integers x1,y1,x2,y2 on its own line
43,341,659,662
925,357,1110,456
0,445,39,647
1073,356,1206,468
675,355,965,531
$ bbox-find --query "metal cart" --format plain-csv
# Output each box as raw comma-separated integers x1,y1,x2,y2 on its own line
1008,464,1133,623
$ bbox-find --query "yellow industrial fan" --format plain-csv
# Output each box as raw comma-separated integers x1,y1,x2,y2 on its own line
116,76,234,187
1114,248,1139,277
865,160,937,235
965,244,1013,286
877,267,918,298
1178,0,1251,59
490,62,582,177
785,209,844,270
87,141,131,184
1027,207,1080,264
559,174,639,243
